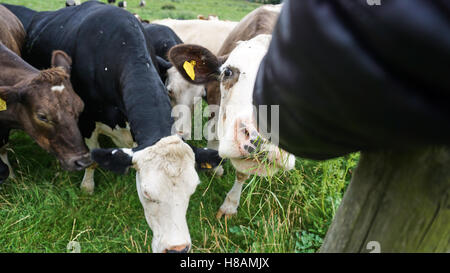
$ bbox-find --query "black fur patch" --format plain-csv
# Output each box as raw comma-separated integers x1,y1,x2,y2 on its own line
91,148,132,174
189,145,223,170
0,160,9,184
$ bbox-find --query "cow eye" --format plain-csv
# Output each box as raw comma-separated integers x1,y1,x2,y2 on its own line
223,68,233,78
37,114,49,123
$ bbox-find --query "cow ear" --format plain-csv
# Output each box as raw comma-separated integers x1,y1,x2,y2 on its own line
0,86,23,105
188,144,224,170
91,148,133,174
168,44,220,84
156,56,173,74
51,50,72,74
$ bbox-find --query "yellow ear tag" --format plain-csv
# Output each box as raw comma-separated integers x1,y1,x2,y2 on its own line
200,162,212,169
183,60,196,81
0,98,6,112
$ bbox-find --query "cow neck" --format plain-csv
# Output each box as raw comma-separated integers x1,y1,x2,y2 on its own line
120,61,174,152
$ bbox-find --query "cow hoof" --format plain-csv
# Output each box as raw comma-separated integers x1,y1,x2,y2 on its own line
80,185,94,195
216,208,237,220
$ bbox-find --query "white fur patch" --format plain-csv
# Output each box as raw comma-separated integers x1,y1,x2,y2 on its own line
121,148,134,157
51,84,65,93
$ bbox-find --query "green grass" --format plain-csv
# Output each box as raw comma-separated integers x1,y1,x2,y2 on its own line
0,0,360,253
4,0,262,21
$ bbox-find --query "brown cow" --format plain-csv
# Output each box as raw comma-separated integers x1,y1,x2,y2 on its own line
0,6,91,183
0,5,25,56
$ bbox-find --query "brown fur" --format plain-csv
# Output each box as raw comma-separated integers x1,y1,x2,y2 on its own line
168,44,221,84
34,68,70,85
220,66,240,91
0,5,26,56
0,43,89,170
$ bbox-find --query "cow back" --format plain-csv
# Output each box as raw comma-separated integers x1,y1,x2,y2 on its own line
0,5,26,56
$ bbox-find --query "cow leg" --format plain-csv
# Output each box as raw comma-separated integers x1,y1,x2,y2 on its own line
0,130,14,181
0,146,15,180
80,129,100,194
207,140,224,177
0,158,9,184
216,171,249,219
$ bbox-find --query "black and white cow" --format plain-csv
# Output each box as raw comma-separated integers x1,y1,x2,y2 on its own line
5,1,220,253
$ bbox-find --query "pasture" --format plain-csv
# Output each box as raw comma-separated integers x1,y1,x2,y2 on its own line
0,0,359,253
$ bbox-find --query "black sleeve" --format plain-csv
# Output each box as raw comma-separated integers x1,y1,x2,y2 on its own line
253,0,450,160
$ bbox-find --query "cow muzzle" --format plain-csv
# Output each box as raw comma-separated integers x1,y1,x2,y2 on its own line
235,119,265,157
164,244,191,253
63,153,94,171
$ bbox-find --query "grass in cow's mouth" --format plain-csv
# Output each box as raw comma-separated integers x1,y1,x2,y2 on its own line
0,0,359,253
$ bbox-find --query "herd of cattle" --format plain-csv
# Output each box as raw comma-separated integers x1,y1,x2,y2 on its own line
0,1,294,253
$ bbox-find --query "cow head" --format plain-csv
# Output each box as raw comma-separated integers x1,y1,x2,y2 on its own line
0,50,91,171
91,135,200,253
156,57,205,139
168,35,295,176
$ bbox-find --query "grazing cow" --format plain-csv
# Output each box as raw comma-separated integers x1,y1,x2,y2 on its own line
153,19,238,55
139,0,146,7
5,1,220,253
142,22,206,140
168,5,287,218
0,5,91,184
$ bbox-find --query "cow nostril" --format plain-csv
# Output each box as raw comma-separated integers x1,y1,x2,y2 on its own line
244,128,250,140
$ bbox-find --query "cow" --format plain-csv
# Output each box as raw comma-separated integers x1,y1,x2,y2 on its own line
4,1,220,253
152,19,238,55
197,14,219,21
0,5,91,184
168,5,295,219
118,1,127,9
141,22,206,141
0,4,24,56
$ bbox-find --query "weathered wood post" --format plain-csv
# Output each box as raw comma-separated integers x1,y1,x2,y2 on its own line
320,147,450,253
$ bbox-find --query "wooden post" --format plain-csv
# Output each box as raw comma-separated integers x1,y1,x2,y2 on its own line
320,147,450,253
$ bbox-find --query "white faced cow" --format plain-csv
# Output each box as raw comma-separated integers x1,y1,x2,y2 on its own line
169,34,296,219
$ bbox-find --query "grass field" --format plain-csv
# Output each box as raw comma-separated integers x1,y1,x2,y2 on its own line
0,0,360,253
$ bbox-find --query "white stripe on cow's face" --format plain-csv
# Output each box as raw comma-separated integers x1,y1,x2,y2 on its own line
121,148,134,157
51,84,65,93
